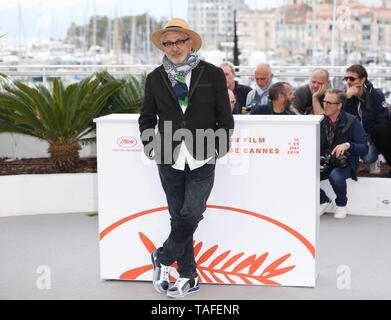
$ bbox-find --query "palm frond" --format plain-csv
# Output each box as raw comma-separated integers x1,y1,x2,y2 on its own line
95,71,145,115
0,76,121,145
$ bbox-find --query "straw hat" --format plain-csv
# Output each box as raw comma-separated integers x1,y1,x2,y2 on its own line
151,18,202,52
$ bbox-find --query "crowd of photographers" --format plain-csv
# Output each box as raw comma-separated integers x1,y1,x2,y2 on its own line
222,62,391,219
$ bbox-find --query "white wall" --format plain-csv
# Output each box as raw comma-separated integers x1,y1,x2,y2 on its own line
0,132,97,159
321,178,391,217
0,173,98,217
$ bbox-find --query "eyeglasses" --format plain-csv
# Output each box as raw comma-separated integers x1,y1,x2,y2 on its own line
162,38,190,49
323,100,340,106
343,76,359,82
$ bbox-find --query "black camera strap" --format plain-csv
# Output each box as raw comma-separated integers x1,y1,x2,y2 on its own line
340,115,357,134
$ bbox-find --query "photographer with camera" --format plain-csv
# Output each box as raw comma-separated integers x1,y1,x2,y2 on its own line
319,88,368,219
246,82,295,115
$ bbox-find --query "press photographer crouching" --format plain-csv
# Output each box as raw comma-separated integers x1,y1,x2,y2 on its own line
319,88,368,219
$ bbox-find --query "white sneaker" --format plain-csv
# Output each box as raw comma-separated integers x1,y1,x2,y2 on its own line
151,251,171,294
166,276,200,298
369,159,381,174
334,205,347,219
319,200,335,216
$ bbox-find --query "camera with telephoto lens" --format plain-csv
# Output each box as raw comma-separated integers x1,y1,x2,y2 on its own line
245,101,257,112
320,151,351,173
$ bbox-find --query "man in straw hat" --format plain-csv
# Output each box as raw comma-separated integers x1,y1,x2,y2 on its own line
139,18,234,298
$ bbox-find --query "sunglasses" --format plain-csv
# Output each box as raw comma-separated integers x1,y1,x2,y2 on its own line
323,100,340,106
343,76,360,82
162,38,190,49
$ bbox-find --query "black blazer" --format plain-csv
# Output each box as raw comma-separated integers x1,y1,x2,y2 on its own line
139,60,234,164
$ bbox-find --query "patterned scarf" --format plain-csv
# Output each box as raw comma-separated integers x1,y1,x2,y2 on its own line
163,50,200,108
325,115,341,152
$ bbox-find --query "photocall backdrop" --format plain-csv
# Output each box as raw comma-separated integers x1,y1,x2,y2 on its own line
94,114,323,287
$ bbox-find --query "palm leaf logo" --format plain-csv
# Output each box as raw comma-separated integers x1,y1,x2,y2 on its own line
120,232,295,285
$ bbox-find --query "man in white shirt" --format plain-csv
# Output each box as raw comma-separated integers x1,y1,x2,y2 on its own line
138,18,234,298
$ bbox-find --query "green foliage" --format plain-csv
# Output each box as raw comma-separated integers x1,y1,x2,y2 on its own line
0,76,121,145
0,72,8,85
66,14,165,50
96,70,145,115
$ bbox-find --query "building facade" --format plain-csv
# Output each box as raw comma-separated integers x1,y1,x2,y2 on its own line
187,0,248,50
237,0,391,63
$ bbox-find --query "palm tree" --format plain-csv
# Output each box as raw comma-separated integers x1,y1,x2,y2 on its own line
96,71,145,115
0,76,121,170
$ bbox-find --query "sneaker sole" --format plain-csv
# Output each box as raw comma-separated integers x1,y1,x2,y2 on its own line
320,202,335,215
167,286,200,299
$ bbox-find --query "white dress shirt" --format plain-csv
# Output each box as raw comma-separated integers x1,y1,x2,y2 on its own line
172,71,213,171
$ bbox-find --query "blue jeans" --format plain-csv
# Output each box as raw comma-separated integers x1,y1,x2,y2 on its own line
156,161,216,279
360,143,379,163
320,167,352,207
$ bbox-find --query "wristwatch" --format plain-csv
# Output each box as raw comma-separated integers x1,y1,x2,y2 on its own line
345,142,351,149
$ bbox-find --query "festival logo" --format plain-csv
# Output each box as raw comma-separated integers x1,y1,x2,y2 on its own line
99,205,316,286
116,136,137,148
118,232,295,285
